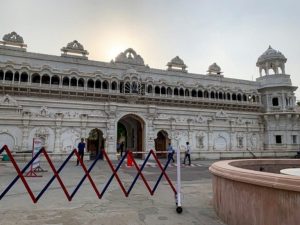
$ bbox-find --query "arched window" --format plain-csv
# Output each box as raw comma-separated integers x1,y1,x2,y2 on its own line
155,86,160,95
70,77,77,86
174,88,179,96
41,74,50,84
31,73,40,83
111,81,117,90
210,92,215,99
0,70,3,80
252,95,256,102
132,82,138,93
51,75,60,85
232,93,237,101
237,94,242,101
5,71,13,81
14,72,19,82
125,82,130,93
191,89,197,97
218,92,223,99
147,85,153,93
272,97,279,106
102,80,108,89
167,87,172,96
179,88,184,96
119,82,124,93
198,90,203,98
161,86,166,95
95,80,101,89
243,94,247,101
63,77,69,86
204,91,209,98
87,79,94,88
20,72,28,82
78,78,84,87
185,89,190,97
226,93,231,100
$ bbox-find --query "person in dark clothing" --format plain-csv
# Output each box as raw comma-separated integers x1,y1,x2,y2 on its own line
120,141,125,157
77,138,86,166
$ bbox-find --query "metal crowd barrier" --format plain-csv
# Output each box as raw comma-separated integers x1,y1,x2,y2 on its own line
0,145,177,205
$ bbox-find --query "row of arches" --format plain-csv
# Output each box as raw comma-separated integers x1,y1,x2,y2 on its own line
0,70,260,102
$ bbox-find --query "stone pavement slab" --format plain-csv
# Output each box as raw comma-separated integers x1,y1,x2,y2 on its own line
0,160,225,225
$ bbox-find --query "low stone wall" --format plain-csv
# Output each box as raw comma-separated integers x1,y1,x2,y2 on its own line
209,159,300,225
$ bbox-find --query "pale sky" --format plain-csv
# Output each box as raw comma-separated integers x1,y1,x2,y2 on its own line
1,0,300,99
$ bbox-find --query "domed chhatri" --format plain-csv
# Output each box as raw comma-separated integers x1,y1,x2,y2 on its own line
207,62,223,76
0,31,27,49
256,45,287,76
61,40,89,59
114,48,145,66
167,56,187,73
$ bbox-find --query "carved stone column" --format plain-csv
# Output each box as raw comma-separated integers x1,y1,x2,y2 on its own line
229,119,235,151
21,111,31,151
54,113,63,153
207,119,213,151
105,103,117,159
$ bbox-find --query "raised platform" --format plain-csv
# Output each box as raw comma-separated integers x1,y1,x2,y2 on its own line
210,159,300,225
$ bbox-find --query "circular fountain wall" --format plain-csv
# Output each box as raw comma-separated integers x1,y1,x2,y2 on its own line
209,159,300,225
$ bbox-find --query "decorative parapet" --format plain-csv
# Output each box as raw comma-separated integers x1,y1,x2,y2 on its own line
113,48,145,66
61,40,89,59
167,56,187,73
0,31,27,51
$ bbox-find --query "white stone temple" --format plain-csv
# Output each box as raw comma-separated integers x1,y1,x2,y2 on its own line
0,31,299,159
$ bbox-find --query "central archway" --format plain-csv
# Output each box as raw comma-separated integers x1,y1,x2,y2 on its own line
117,114,145,159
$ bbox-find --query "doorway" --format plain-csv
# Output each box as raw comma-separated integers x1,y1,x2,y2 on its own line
154,130,170,158
117,114,145,159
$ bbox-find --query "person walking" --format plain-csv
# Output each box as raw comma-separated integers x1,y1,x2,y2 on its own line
167,142,175,163
76,138,86,166
120,141,125,157
183,142,191,165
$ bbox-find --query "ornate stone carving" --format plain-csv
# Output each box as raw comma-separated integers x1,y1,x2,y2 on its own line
0,95,19,107
0,31,27,49
167,56,187,73
114,48,145,66
215,110,228,120
61,40,89,58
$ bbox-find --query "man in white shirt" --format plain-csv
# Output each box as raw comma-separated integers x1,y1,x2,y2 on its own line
183,142,191,165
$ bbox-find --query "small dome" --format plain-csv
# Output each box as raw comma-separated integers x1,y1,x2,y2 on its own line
166,56,187,73
207,63,222,75
257,45,286,64
168,56,185,66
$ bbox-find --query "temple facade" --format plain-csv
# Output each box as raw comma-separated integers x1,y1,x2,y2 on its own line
0,31,299,159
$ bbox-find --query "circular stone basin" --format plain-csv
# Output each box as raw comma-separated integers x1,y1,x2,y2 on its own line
209,159,300,225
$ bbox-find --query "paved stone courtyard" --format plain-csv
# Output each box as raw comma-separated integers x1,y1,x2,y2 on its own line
0,159,225,225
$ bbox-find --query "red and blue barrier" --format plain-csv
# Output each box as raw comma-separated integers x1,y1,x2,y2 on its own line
0,145,176,203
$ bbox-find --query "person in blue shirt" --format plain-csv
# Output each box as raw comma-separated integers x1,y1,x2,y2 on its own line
77,138,86,166
167,142,175,163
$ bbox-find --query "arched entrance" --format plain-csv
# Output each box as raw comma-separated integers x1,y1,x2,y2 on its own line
117,114,145,159
155,130,170,158
87,129,105,160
